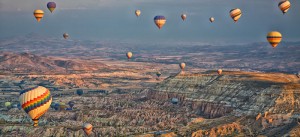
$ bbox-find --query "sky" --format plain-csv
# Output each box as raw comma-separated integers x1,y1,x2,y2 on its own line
0,0,299,44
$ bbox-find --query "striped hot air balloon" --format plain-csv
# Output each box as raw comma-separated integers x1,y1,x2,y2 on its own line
19,86,52,127
181,14,187,21
135,10,141,17
33,10,44,22
83,123,93,135
47,2,56,13
278,0,291,14
267,31,282,48
154,16,166,29
229,8,242,22
126,52,133,60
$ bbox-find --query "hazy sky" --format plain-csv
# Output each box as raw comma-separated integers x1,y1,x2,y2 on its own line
0,0,299,44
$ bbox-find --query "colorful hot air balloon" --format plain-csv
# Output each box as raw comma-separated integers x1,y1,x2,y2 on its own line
126,52,133,60
47,2,56,13
83,123,93,135
154,16,166,29
135,10,141,17
33,10,44,22
217,69,222,75
19,86,52,127
181,14,187,21
156,71,162,78
278,0,291,14
179,63,186,71
230,8,242,22
209,17,215,23
267,31,282,48
63,33,69,39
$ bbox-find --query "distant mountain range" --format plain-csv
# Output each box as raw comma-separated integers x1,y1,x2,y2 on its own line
0,52,107,74
0,33,299,73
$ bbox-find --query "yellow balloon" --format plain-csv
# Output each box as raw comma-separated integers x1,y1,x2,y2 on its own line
33,9,44,22
126,52,133,60
19,86,52,127
230,8,242,22
135,10,141,17
278,0,291,14
267,31,282,48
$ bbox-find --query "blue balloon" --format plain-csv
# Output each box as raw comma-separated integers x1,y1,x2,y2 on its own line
76,89,84,96
171,98,179,104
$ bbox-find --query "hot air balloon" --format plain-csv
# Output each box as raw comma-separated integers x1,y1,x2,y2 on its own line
19,86,52,127
17,103,22,110
126,52,133,60
179,63,186,71
230,8,242,22
33,10,44,22
217,69,222,75
156,71,162,78
171,98,179,104
76,89,84,96
209,17,215,23
135,10,141,17
181,14,187,21
47,2,56,13
58,102,67,110
63,33,69,39
83,123,93,135
267,31,282,48
154,16,166,29
5,102,11,109
68,101,75,108
278,0,291,14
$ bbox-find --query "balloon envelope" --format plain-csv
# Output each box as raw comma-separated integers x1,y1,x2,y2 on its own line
126,52,133,60
179,63,186,70
63,33,69,39
230,8,242,22
181,14,187,21
19,86,52,127
135,10,141,17
47,2,56,13
68,101,75,108
171,98,179,104
156,72,161,78
154,16,166,29
278,0,291,14
267,31,282,48
76,89,84,96
33,10,44,22
217,69,222,75
83,123,93,135
210,17,215,23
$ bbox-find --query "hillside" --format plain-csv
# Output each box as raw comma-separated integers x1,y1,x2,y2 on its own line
150,71,300,136
0,52,107,74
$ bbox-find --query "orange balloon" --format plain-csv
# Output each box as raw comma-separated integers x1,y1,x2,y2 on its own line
33,9,44,22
